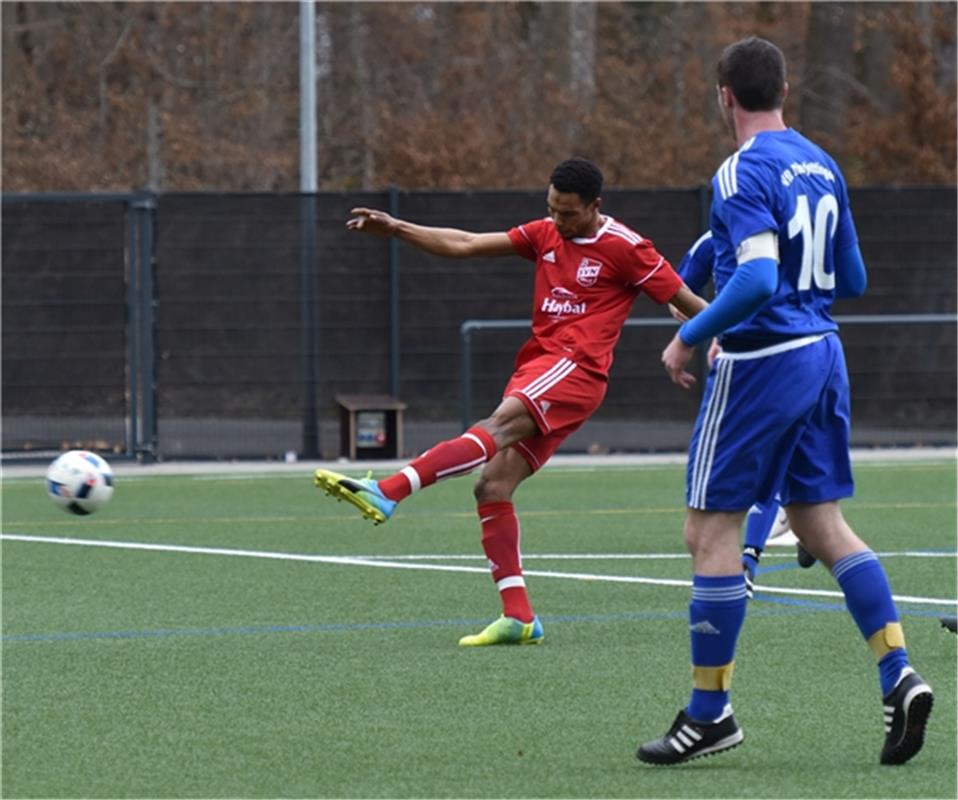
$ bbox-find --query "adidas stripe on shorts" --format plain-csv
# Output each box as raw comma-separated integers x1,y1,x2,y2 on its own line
687,333,854,511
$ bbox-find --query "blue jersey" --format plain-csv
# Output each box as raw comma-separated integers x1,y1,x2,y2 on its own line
710,128,859,345
677,231,714,295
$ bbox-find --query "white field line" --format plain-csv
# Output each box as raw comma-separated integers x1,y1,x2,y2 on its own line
3,533,955,607
369,551,954,561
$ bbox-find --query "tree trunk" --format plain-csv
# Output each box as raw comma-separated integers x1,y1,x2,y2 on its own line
349,4,375,188
800,2,857,146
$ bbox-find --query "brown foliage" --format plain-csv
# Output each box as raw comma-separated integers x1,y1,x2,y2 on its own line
2,2,955,192
843,4,957,184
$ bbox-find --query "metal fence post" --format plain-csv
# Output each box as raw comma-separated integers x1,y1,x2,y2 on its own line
124,199,140,459
299,0,320,459
299,193,320,459
388,186,401,398
132,191,158,462
460,322,474,432
696,183,710,233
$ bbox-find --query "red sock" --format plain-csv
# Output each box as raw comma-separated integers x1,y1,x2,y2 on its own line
378,426,497,501
478,501,534,623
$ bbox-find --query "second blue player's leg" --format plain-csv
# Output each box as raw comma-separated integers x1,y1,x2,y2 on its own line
741,500,779,597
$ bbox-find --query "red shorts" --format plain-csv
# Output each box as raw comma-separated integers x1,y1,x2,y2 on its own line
504,353,607,472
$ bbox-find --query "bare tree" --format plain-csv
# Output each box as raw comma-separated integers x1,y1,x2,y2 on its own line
2,1,953,192
799,2,857,150
349,4,376,188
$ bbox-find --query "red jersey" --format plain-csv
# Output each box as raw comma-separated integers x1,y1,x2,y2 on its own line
506,216,682,377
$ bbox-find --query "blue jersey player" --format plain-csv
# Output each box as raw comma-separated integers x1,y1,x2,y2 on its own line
675,230,714,295
637,37,933,767
677,232,817,593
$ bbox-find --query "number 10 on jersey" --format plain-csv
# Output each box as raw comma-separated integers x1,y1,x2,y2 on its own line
788,193,839,291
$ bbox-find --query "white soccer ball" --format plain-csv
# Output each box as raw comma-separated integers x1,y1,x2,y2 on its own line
765,507,798,545
45,450,114,515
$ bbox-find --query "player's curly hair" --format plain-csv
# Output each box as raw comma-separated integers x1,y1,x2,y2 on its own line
718,37,786,112
550,158,603,204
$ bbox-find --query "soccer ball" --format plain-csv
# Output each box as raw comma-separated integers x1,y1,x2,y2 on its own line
46,450,114,515
765,507,797,545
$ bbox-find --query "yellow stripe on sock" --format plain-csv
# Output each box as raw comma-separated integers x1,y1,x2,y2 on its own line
868,622,905,660
692,662,735,691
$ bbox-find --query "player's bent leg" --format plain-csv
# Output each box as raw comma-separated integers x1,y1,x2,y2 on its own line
786,502,864,571
475,395,541,450
313,469,397,525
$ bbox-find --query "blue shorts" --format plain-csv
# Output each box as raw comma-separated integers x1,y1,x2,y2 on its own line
686,333,854,511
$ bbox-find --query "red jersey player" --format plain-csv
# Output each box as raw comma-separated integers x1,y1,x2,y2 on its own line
314,158,707,646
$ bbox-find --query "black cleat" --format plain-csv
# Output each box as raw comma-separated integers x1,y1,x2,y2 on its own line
796,542,817,568
741,546,760,600
939,615,957,634
880,670,933,765
637,707,743,765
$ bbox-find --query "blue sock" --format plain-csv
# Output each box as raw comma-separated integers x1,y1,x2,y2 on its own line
741,502,778,578
832,549,910,695
687,574,748,722
744,501,778,552
878,650,910,696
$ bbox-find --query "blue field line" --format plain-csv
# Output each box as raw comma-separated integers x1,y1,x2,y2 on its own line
753,594,955,620
758,548,957,576
755,561,808,576
3,600,953,645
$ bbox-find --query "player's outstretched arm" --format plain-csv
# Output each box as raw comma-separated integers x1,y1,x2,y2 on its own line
667,283,709,322
347,207,516,259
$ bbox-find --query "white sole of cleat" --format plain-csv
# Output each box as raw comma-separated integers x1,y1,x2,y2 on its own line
638,729,744,765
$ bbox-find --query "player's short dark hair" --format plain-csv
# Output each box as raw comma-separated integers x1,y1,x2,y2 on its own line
717,37,786,111
550,158,603,204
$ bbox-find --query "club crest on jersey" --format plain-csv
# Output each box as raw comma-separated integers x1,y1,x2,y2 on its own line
576,258,603,287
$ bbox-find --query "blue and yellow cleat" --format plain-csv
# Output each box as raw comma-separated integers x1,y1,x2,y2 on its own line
458,615,544,647
313,469,397,525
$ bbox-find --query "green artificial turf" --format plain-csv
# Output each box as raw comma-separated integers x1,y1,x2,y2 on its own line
2,460,955,798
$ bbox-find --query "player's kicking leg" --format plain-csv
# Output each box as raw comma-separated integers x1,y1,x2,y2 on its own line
741,499,779,599
313,470,398,525
313,424,500,524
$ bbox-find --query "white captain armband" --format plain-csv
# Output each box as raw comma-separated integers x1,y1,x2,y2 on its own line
735,231,779,265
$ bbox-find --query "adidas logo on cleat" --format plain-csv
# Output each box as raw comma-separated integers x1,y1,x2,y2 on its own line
880,669,933,765
637,706,743,765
